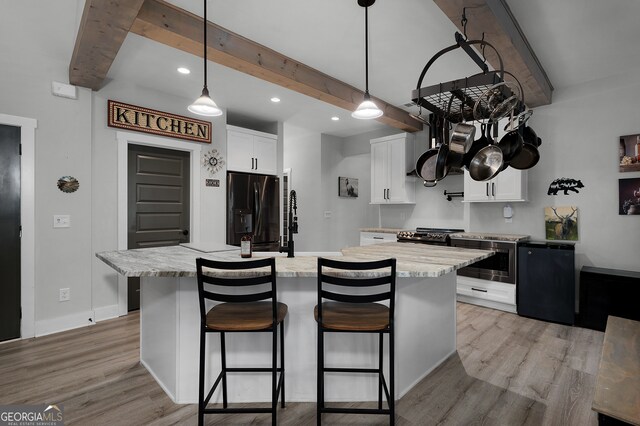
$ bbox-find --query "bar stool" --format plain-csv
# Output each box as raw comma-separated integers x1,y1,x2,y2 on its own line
315,257,396,425
195,257,286,426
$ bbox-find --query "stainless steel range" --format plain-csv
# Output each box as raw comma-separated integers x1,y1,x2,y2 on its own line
397,228,465,246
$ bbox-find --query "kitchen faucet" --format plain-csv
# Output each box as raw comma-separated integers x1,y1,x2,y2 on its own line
279,190,298,258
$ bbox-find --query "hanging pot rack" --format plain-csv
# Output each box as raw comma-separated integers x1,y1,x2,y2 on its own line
411,32,524,124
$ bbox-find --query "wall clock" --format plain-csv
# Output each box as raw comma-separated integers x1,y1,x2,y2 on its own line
203,149,224,175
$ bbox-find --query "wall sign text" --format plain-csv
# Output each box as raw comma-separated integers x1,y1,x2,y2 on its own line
108,100,211,143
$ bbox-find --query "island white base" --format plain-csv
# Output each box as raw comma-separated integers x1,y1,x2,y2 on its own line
139,273,457,404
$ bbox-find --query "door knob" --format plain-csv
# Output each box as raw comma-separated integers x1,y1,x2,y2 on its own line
182,230,189,236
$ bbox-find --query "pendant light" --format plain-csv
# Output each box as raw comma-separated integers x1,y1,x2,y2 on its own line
352,0,383,120
188,0,222,117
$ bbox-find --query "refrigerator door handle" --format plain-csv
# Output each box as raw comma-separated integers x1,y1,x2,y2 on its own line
253,181,262,236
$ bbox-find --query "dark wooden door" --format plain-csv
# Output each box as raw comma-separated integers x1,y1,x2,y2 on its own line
0,124,21,341
127,144,190,310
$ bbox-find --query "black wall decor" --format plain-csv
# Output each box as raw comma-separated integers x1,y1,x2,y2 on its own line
548,178,584,195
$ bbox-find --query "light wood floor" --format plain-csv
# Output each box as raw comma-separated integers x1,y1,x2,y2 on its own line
0,303,604,425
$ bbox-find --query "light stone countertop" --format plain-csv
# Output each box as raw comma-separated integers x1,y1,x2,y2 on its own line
96,242,493,279
450,232,530,242
359,228,407,234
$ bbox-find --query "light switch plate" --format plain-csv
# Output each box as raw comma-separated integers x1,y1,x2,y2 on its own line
53,215,71,228
324,211,332,218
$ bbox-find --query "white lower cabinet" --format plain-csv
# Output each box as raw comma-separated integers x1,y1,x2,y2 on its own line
463,167,528,202
456,275,516,313
360,232,397,246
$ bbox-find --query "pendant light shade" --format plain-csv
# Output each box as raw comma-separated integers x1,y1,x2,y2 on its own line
352,0,382,120
352,93,383,119
188,87,222,116
188,0,222,117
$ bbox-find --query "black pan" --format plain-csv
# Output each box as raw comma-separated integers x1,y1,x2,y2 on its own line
435,143,450,180
509,143,540,170
415,147,439,183
510,125,540,170
497,129,523,162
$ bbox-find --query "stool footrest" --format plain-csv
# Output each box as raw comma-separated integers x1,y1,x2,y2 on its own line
204,407,273,414
324,367,380,374
321,407,392,415
225,367,283,373
204,370,285,407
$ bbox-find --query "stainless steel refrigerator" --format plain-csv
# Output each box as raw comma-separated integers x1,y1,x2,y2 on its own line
227,172,280,251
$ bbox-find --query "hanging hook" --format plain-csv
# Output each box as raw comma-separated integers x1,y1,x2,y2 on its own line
461,8,468,40
481,32,487,65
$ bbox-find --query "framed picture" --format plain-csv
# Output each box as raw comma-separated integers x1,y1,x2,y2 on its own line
619,134,640,172
619,177,640,215
544,206,579,240
338,177,358,198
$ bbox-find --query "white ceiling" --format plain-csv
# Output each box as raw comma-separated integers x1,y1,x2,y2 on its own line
22,0,640,137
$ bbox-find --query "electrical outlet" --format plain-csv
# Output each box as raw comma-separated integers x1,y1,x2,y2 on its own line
59,288,70,302
324,211,332,218
53,215,71,228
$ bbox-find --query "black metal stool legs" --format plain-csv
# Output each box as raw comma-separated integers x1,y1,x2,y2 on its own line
389,328,395,426
198,326,206,426
378,332,384,410
220,332,228,409
317,325,324,426
280,320,286,408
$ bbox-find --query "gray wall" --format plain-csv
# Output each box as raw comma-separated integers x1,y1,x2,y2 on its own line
469,71,640,272
91,80,228,313
0,0,95,331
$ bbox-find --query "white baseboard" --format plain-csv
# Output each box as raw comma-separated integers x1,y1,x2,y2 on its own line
457,295,517,313
34,310,95,337
94,304,120,322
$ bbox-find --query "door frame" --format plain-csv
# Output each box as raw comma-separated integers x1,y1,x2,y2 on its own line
0,114,37,339
117,131,201,316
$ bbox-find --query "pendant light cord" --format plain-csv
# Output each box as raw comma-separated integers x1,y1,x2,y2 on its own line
203,0,208,89
364,5,369,96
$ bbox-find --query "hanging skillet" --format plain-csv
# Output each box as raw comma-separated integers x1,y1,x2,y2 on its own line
510,125,540,170
416,115,442,186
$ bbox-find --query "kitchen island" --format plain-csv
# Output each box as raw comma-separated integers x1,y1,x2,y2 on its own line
96,242,492,404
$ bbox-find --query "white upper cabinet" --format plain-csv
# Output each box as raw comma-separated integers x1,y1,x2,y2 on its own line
227,126,278,175
464,167,528,202
370,133,415,204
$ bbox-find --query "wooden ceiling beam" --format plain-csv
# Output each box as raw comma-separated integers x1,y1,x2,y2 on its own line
433,0,553,107
69,0,146,90
127,0,422,132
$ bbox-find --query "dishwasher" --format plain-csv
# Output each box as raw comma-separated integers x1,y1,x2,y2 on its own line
517,241,575,325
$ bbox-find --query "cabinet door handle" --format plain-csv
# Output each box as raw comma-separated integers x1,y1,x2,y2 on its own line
251,158,255,169
373,237,384,240
492,182,495,196
387,188,390,199
486,183,489,197
471,287,488,293
255,158,258,170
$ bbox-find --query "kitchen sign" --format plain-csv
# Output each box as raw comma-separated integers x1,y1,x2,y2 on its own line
108,100,211,143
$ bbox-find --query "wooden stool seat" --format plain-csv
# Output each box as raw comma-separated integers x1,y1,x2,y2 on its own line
314,302,389,331
207,302,288,331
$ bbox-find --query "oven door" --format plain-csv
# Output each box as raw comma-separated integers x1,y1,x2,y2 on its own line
450,239,516,284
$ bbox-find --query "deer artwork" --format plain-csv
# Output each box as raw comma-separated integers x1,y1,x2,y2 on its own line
551,207,577,239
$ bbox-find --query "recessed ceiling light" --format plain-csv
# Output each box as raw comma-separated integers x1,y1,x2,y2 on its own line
177,67,191,74
331,116,340,121
270,97,281,103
